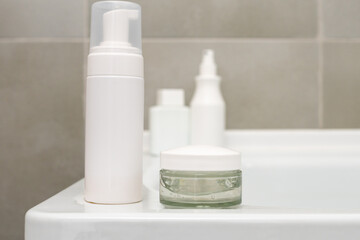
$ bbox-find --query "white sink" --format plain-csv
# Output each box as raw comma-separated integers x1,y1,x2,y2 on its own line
25,130,360,240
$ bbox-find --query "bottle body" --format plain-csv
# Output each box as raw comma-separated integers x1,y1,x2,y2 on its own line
190,104,225,146
85,75,143,204
190,78,225,146
149,106,189,155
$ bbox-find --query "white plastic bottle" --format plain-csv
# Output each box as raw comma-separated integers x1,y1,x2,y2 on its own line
190,49,225,146
149,89,189,156
85,1,143,204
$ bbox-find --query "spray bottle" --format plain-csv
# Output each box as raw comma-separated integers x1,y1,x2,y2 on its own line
85,1,143,204
190,49,225,146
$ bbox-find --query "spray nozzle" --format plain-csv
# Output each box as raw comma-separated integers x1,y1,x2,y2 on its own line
199,49,217,76
101,9,139,48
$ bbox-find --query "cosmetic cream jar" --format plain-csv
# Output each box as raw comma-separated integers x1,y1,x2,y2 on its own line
160,145,242,208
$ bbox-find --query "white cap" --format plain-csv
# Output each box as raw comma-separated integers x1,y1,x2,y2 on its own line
156,89,185,106
161,145,241,171
90,1,141,53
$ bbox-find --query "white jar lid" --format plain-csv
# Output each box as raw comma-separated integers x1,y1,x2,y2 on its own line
161,145,241,171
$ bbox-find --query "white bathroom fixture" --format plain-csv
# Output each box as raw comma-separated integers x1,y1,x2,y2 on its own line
26,130,360,240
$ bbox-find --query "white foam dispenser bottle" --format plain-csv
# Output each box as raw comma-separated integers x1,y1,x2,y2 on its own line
85,1,143,204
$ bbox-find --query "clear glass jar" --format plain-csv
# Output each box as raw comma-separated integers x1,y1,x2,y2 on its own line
160,169,242,208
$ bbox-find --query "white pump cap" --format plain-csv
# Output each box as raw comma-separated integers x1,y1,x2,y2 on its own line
161,145,241,171
199,49,218,76
90,1,141,53
156,89,185,106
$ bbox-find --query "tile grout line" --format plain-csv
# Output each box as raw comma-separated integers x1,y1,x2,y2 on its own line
83,0,89,76
82,0,89,121
143,37,360,43
142,37,318,43
0,37,315,43
1,37,360,44
324,38,360,42
0,38,84,43
317,0,324,129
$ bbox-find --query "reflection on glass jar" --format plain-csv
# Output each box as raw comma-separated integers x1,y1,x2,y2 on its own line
160,169,242,207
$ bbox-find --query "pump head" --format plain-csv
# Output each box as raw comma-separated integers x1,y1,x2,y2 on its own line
101,9,138,48
89,1,142,52
199,49,218,76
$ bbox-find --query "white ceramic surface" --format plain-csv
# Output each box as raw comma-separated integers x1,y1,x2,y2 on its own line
26,130,360,240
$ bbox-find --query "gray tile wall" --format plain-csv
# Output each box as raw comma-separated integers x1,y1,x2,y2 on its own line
142,41,319,128
0,0,359,240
